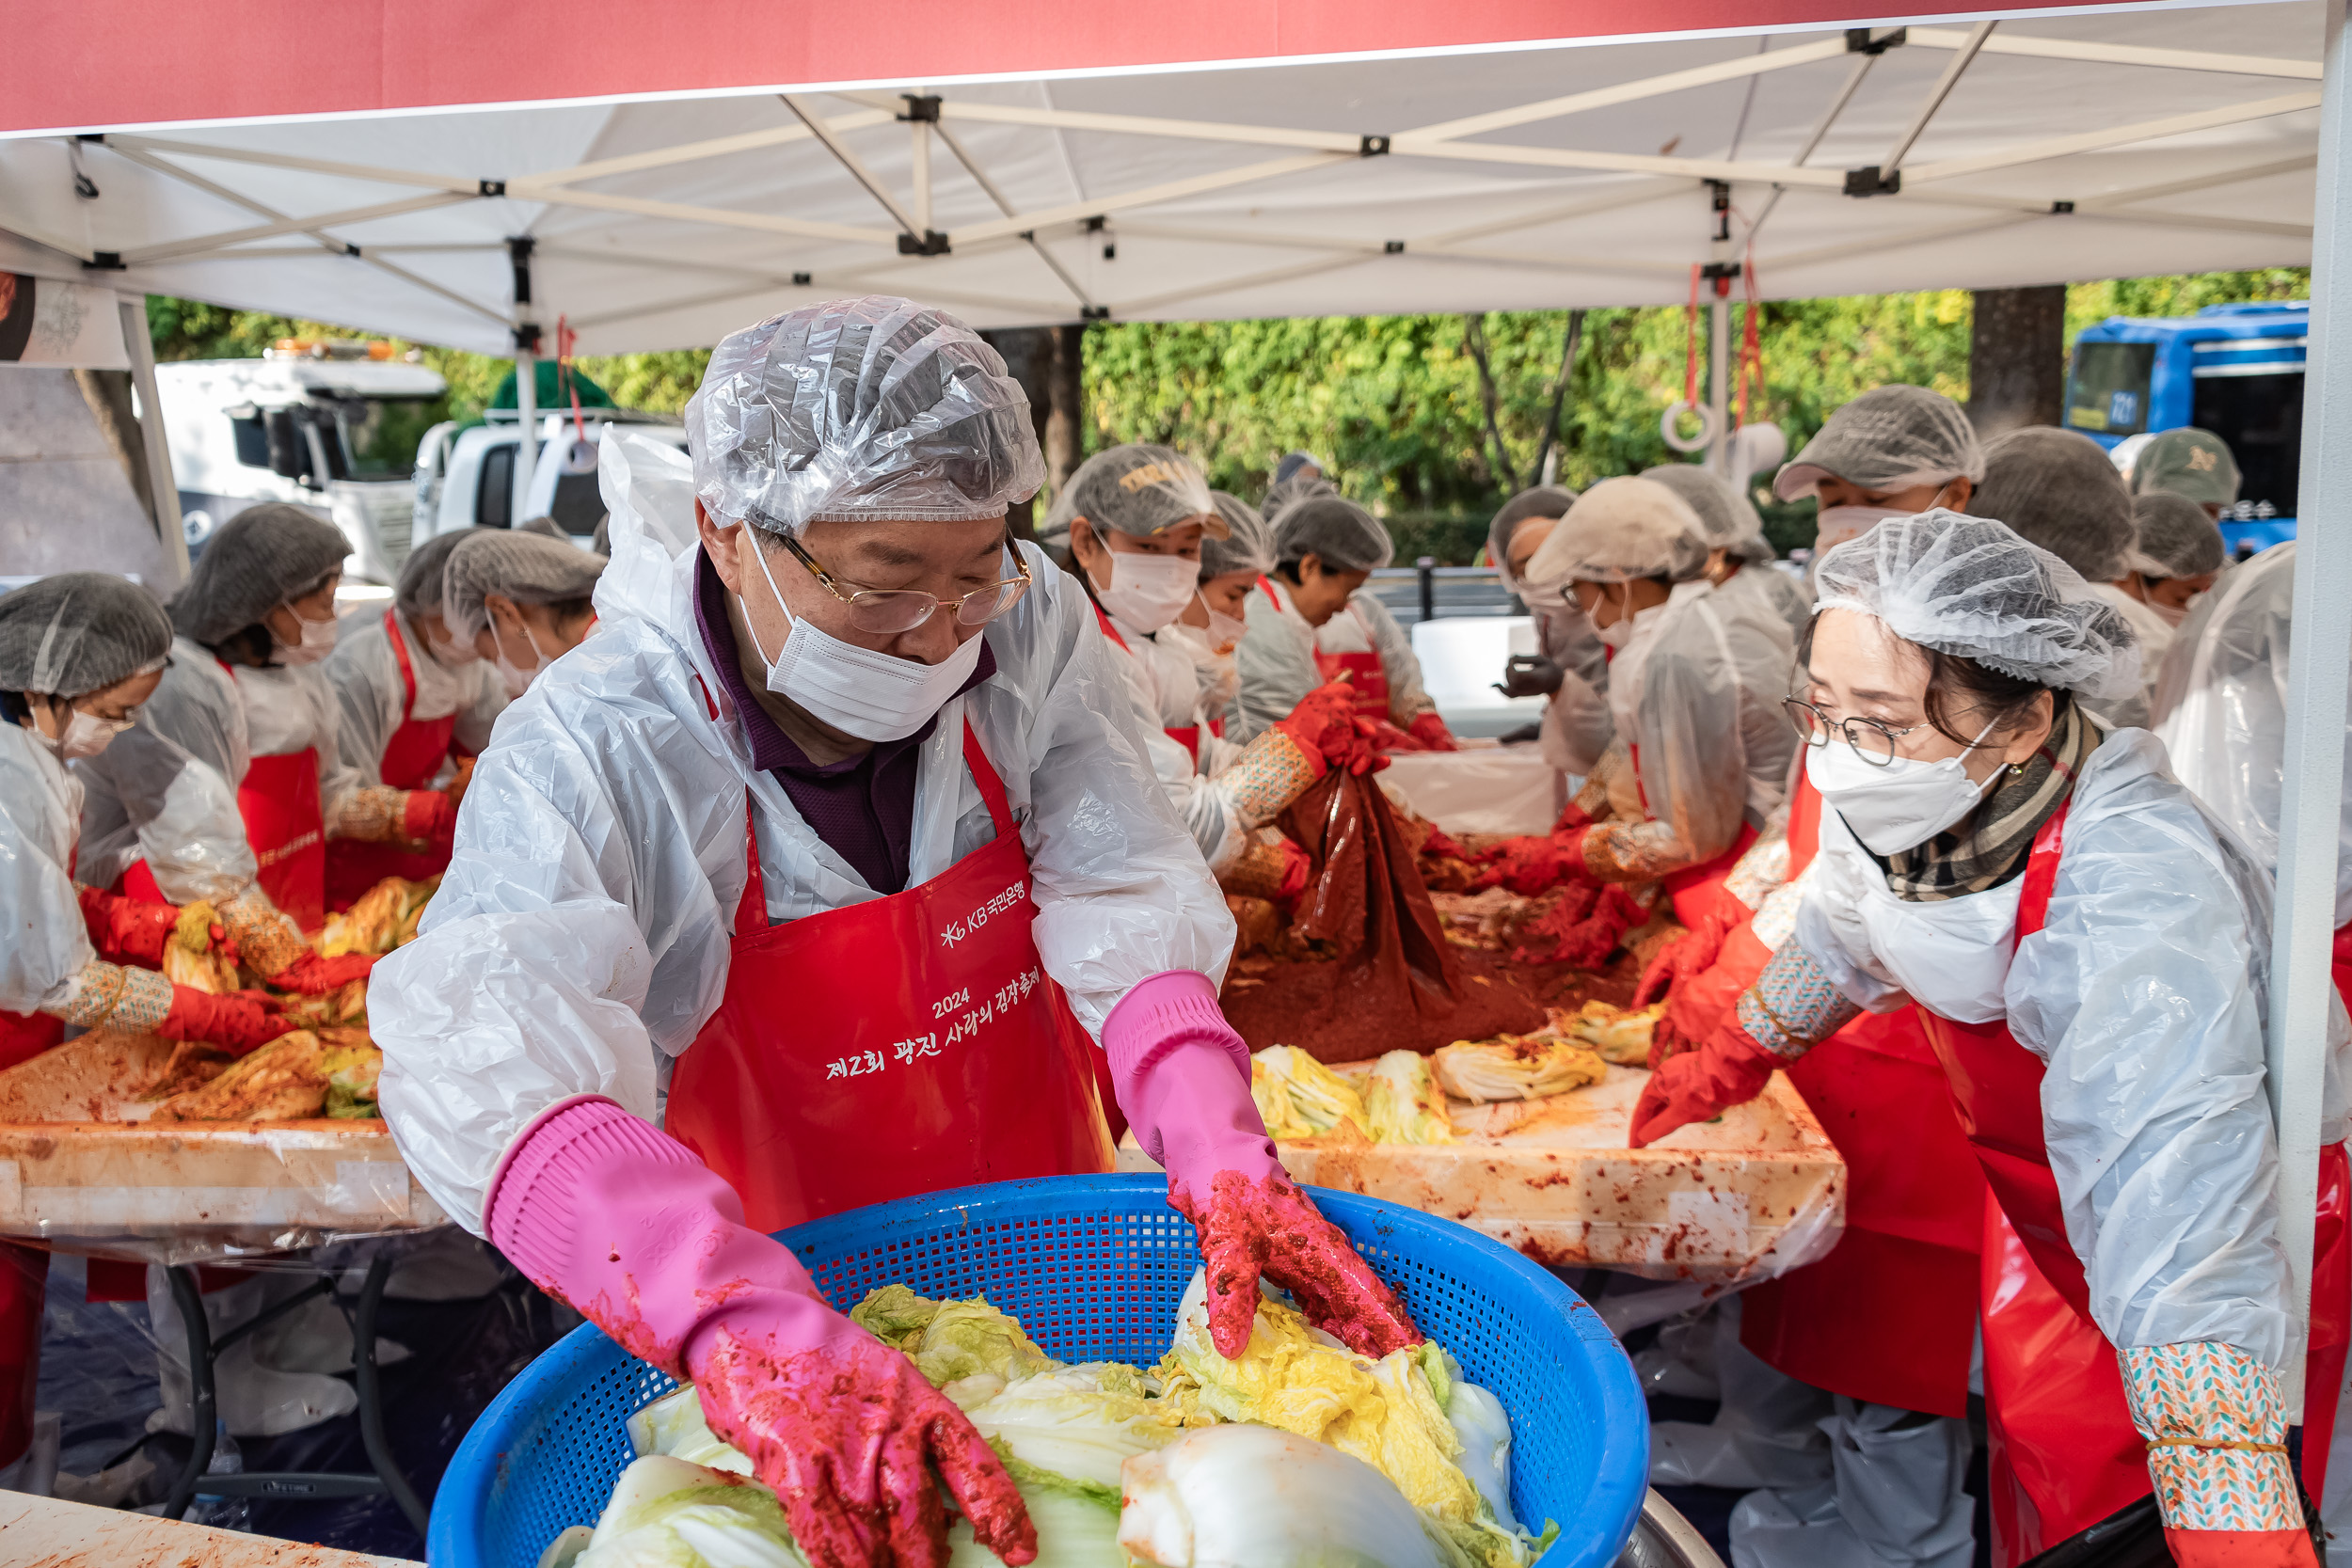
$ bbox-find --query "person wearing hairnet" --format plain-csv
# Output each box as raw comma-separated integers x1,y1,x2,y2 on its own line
1633,513,2349,1568
323,528,507,909
369,298,1420,1568
2123,491,2226,626
440,529,605,699
1487,485,1615,772
2132,426,2243,521
1773,385,1981,559
1230,493,1455,751
1175,491,1276,736
1972,426,2165,727
1641,463,1811,641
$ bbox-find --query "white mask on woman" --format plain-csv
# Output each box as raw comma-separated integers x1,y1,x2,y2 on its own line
745,534,987,743
30,705,134,762
1094,550,1200,634
1806,714,2002,855
490,621,548,699
275,610,339,667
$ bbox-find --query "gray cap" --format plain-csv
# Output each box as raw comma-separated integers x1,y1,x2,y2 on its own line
1486,485,1578,594
171,503,350,645
1272,494,1393,575
1042,444,1226,542
1273,451,1327,488
684,295,1045,536
1202,492,1275,581
2130,491,2228,581
0,572,173,699
1259,471,1339,523
1639,463,1760,550
516,515,568,540
441,531,609,641
1525,477,1709,586
395,528,494,622
1972,426,2136,584
2131,427,2242,509
1773,385,1984,501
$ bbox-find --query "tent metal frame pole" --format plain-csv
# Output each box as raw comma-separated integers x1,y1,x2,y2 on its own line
2269,0,2352,1417
949,152,1352,247
932,120,1098,310
781,95,930,243
514,342,537,527
1902,90,2323,185
117,293,189,585
1401,36,1850,142
1882,20,1996,175
1903,25,2320,80
525,109,894,189
113,191,474,265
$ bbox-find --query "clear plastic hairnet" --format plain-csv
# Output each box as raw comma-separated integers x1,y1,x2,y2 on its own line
170,504,349,645
2131,427,2243,509
440,531,609,642
1201,492,1275,581
1486,485,1578,594
1813,510,2141,700
0,573,172,698
683,295,1046,536
1525,477,1710,586
1042,444,1223,542
1270,494,1393,574
394,527,491,622
1772,385,1984,501
1972,426,2136,584
1258,471,1339,523
1640,463,1761,550
2129,492,2227,581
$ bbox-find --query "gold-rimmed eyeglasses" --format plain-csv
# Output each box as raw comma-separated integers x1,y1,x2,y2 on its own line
778,533,1031,636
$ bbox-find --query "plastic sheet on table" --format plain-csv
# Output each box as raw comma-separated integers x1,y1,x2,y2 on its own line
1376,745,1563,836
0,1026,450,1269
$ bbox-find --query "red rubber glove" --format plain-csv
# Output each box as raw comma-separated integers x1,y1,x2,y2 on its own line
1552,799,1595,835
1633,910,1732,1012
1406,712,1457,752
1514,881,1645,968
1272,681,1367,771
1362,718,1422,753
1629,1017,1783,1147
2163,1530,2320,1567
1473,827,1597,897
157,985,291,1056
489,1100,1036,1568
1273,837,1312,903
264,951,377,996
76,887,183,969
401,789,456,851
1104,973,1420,1360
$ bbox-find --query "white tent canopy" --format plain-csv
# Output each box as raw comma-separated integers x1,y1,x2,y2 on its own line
0,0,2327,355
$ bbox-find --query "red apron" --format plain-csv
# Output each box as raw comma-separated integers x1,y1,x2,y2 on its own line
240,750,326,934
664,721,1117,1234
1260,578,1390,723
324,612,459,912
1916,804,2352,1564
1740,779,1987,1419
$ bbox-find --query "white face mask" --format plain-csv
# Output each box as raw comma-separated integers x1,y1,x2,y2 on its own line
745,533,988,743
1184,593,1248,657
1813,505,1907,558
490,620,548,699
423,625,479,669
275,609,338,667
1806,715,2001,855
2152,596,2195,629
1094,548,1200,634
1585,584,1644,650
30,705,134,762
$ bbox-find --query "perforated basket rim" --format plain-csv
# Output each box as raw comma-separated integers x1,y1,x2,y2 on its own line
429,1173,1648,1568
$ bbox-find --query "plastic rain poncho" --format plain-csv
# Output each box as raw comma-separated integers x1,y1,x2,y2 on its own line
369,432,1235,1228
73,662,259,906
1225,580,1434,744
1102,610,1251,872
119,638,377,835
1488,488,1613,777
2153,542,2352,925
326,610,505,790
1640,463,1812,643
0,721,99,1014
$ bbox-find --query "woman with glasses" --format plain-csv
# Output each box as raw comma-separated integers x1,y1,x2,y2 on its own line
1635,512,2348,1568
369,298,1420,1568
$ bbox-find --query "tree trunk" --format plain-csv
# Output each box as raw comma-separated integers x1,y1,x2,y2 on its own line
1966,286,2067,438
980,327,1056,541
1046,325,1088,498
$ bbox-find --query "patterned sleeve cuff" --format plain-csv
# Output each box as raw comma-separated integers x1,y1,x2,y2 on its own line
1219,729,1322,832
2122,1341,2303,1533
216,885,308,978
51,960,173,1034
329,785,408,845
1735,942,1862,1059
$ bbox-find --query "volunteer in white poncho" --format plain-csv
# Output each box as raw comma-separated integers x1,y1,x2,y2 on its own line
1486,485,1614,778
1635,513,2351,1568
1772,384,1981,562
1639,462,1811,641
370,297,1422,1568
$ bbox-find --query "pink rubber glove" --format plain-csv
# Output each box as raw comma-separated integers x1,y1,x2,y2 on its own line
1104,972,1421,1361
487,1099,1035,1568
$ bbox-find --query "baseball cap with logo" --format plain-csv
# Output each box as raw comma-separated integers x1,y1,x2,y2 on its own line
2130,427,2242,509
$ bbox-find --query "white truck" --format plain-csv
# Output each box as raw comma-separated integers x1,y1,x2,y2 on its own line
154,345,448,585
410,409,688,552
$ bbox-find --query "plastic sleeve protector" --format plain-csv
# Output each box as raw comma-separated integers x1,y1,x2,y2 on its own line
1733,942,1861,1059
327,784,410,845
48,960,173,1034
2121,1341,2303,1535
72,723,259,907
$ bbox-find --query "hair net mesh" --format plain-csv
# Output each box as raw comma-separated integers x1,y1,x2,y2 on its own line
1527,476,1710,586
1041,444,1220,541
1259,471,1339,523
0,573,173,697
2131,427,2243,508
395,527,491,622
1972,426,2136,583
1271,494,1393,575
1202,492,1276,581
684,295,1045,536
2130,491,2227,581
1813,510,2141,699
1773,384,1984,501
441,531,609,641
170,503,350,645
1486,485,1577,592
1640,463,1761,549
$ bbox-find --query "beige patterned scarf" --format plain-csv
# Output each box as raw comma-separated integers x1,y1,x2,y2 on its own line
1882,696,2092,903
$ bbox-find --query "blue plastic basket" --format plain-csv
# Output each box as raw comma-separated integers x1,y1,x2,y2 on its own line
429,1174,1647,1568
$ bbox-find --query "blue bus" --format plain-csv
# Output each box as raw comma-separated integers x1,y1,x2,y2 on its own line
2063,301,2307,556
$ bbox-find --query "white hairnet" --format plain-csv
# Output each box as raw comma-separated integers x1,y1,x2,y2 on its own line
1271,494,1393,574
1486,485,1578,594
1043,444,1223,541
684,295,1045,537
1258,471,1339,523
1973,426,2136,584
441,531,609,642
1525,477,1709,586
1773,385,1984,501
170,503,349,645
395,527,491,622
1813,510,2141,700
1202,492,1275,581
0,573,172,698
2130,492,2227,581
1640,463,1761,550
